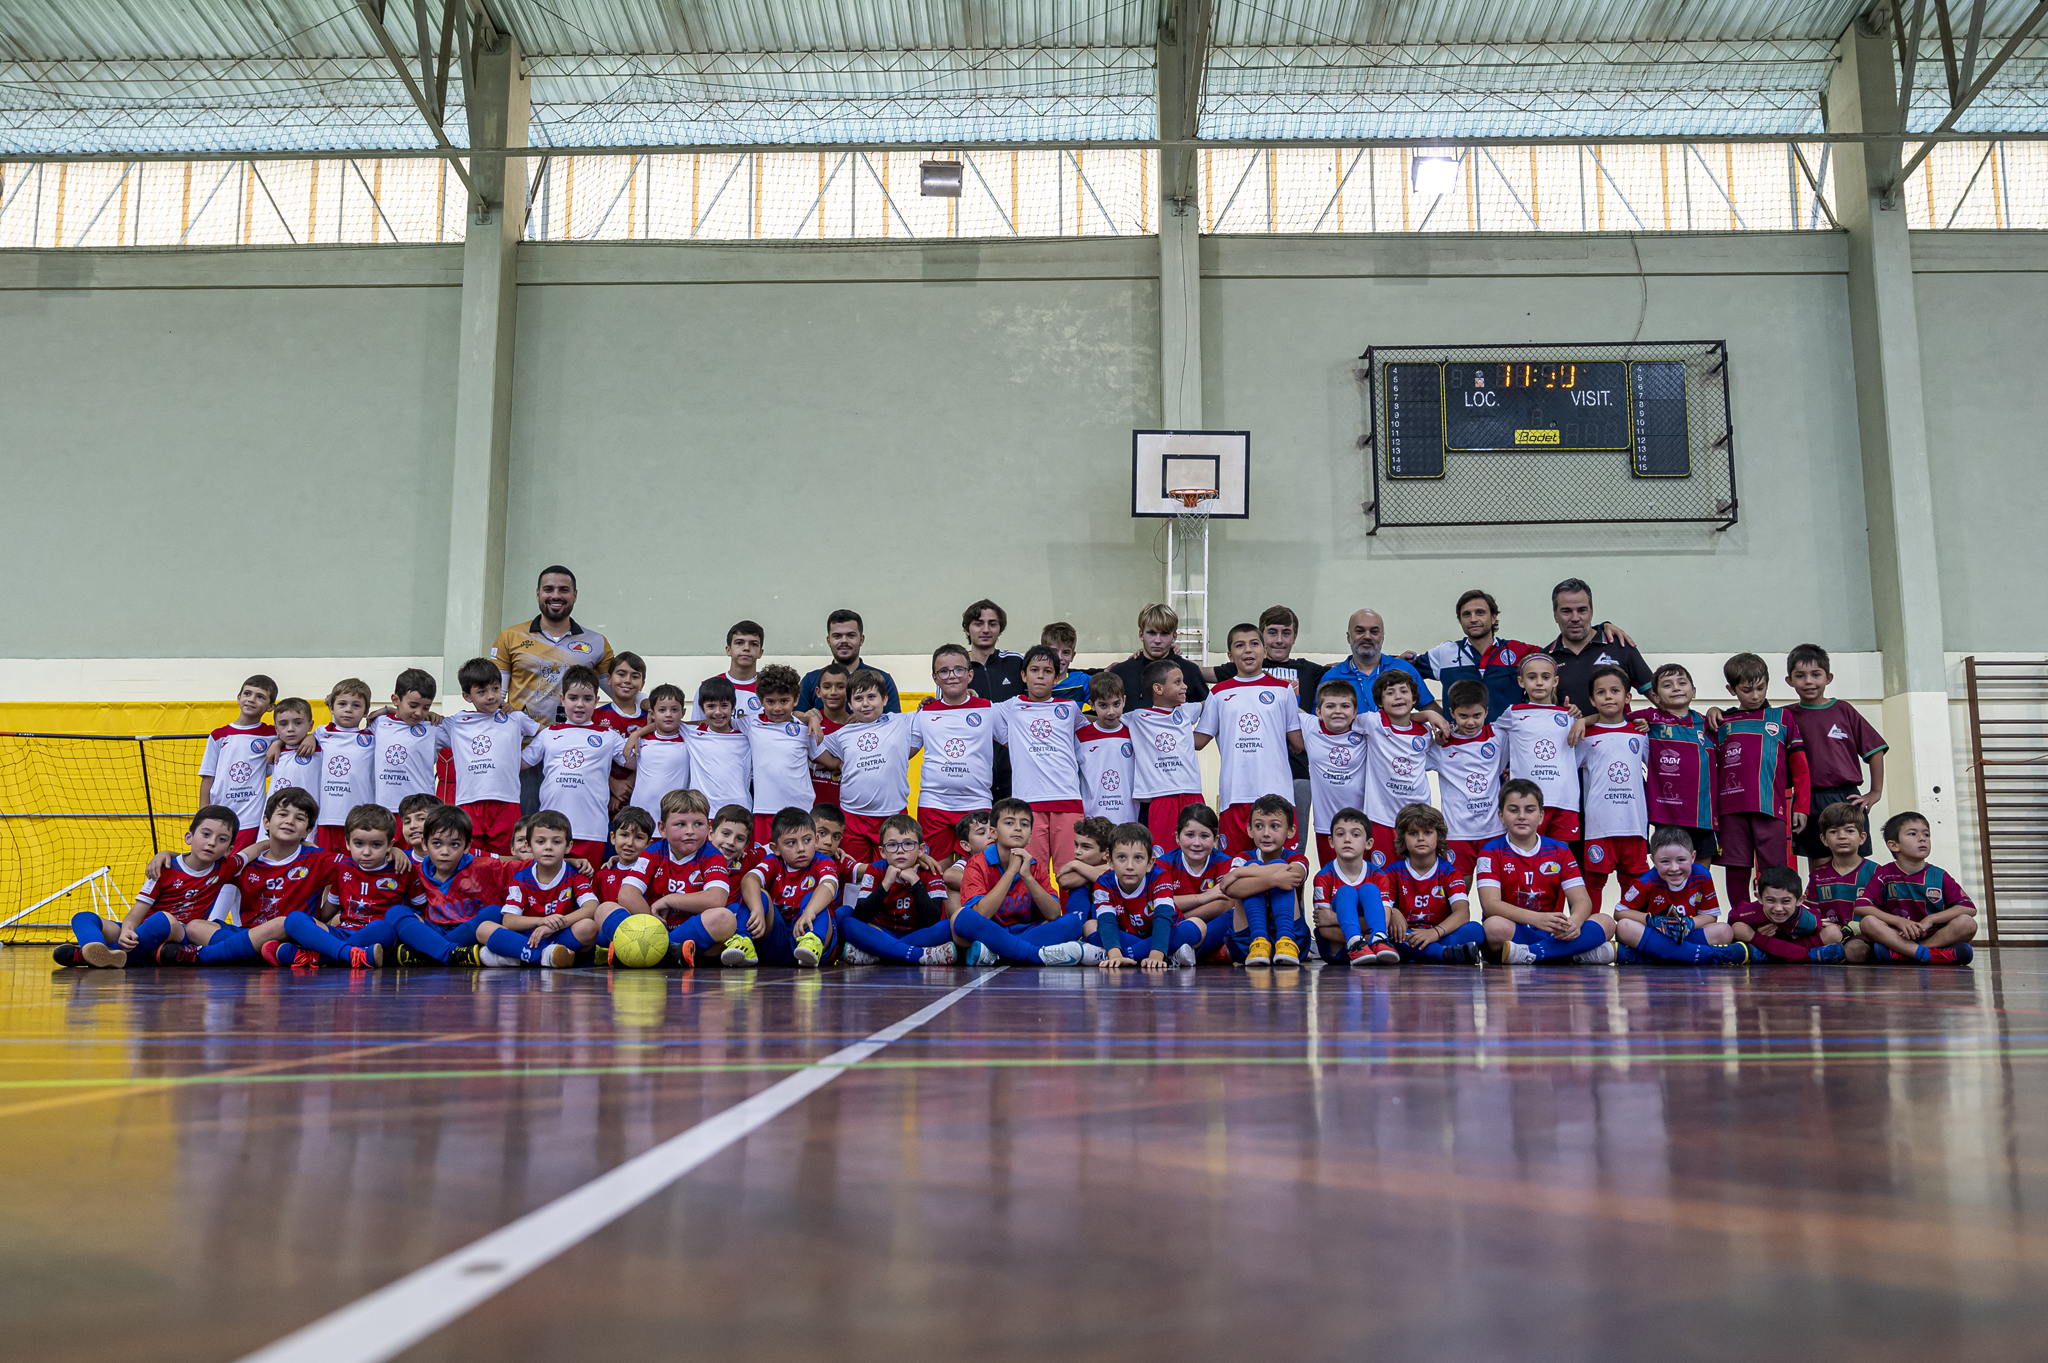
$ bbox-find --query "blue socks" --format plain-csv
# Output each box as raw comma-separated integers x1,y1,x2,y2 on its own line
484,923,571,964
132,911,174,959
1331,884,1389,943
950,908,1049,964
596,908,631,948
835,907,927,963
72,911,105,949
196,930,261,965
1242,891,1270,941
393,913,459,964
1401,920,1485,961
1627,920,1718,965
1528,921,1609,961
669,915,721,958
285,910,395,964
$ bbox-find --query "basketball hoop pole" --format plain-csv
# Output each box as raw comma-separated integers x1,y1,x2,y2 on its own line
1165,487,1216,666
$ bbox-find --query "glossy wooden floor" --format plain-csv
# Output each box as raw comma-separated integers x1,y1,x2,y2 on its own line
5,952,2047,1363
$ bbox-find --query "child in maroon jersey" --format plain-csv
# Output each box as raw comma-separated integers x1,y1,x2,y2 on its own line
1783,643,1886,867
1712,652,1811,911
1733,866,1845,962
1804,801,1878,927
1848,812,1978,965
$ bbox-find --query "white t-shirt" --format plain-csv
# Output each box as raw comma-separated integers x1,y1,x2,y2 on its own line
1297,718,1369,834
313,724,378,827
1495,704,1582,818
1576,722,1649,841
820,714,921,817
265,744,321,805
910,698,996,812
200,722,274,833
686,725,753,819
1125,705,1204,800
1196,674,1301,810
1077,722,1136,822
1429,727,1508,842
994,696,1084,807
521,724,628,842
745,714,818,814
627,731,692,826
372,714,449,812
726,672,764,725
442,709,541,806
1360,711,1435,827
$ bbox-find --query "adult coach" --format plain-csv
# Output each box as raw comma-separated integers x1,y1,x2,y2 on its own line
1409,590,1542,720
1106,604,1212,710
492,565,615,812
798,609,900,714
1544,578,1651,712
1321,609,1432,714
1258,605,1324,818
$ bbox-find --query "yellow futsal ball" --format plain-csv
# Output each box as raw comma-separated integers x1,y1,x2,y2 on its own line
610,914,670,968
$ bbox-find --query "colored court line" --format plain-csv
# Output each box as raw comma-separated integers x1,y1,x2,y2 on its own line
232,969,1006,1363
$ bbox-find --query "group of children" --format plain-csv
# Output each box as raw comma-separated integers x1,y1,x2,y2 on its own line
50,626,1978,972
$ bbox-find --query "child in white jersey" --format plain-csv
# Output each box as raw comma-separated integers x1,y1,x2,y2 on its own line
520,665,628,864
1195,623,1303,856
910,644,996,862
817,670,922,863
1076,672,1137,826
443,656,542,854
370,667,448,816
1574,664,1652,908
686,675,753,820
200,673,277,851
1297,680,1369,868
1127,659,1210,856
263,698,321,807
306,677,377,852
1359,670,1437,871
995,645,1086,871
1428,679,1508,882
1492,653,1583,847
624,684,692,827
745,664,820,847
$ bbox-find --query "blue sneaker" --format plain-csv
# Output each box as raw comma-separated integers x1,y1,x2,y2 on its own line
1807,943,1846,963
1711,942,1754,966
964,941,998,967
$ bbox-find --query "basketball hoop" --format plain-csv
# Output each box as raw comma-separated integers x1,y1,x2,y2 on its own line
1167,486,1219,511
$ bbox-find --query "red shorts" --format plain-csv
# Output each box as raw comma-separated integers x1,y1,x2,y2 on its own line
1446,839,1486,883
840,810,904,865
1144,793,1204,856
315,825,349,853
232,828,260,852
462,799,519,855
1540,809,1582,844
1718,811,1790,869
1315,832,1335,868
571,839,609,866
918,806,968,862
1581,836,1650,883
1221,803,1297,857
753,813,777,848
1368,821,1399,870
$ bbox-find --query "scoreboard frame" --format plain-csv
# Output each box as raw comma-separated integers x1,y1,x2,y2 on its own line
1359,339,1738,534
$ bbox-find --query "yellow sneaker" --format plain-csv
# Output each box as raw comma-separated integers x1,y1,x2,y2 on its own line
1273,935,1302,968
720,934,759,968
793,931,825,968
1243,936,1273,967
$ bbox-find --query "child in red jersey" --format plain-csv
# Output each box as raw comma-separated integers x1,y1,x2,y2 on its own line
949,799,1091,966
1713,652,1811,911
1732,866,1844,963
59,805,243,968
644,790,752,967
272,803,423,968
1221,794,1312,967
1430,680,1507,883
478,810,598,968
1804,801,1878,929
1155,803,1235,958
198,674,277,852
508,815,535,860
1575,665,1652,909
1308,806,1395,965
1612,825,1752,965
398,793,442,854
942,809,998,895
389,804,519,966
589,806,656,962
1376,803,1487,965
1849,811,1978,965
1476,780,1614,964
1092,822,1195,969
593,651,649,815
1057,816,1116,920
740,807,841,968
835,812,961,966
174,788,335,966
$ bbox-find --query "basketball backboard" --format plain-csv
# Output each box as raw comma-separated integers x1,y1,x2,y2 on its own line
1131,430,1250,518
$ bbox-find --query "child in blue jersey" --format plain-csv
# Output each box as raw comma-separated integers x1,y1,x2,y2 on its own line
1092,822,1202,968
1057,817,1116,918
388,804,514,966
1375,803,1488,964
1221,793,1311,967
949,799,1093,966
1612,825,1753,965
834,812,961,966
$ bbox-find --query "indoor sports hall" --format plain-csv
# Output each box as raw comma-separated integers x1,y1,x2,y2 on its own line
5,3,2048,1361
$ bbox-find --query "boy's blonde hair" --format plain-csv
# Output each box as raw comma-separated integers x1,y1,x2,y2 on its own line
328,677,372,707
660,788,711,819
1040,621,1077,649
1137,603,1179,636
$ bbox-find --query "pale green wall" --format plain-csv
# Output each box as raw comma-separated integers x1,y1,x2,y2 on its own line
0,248,462,658
1201,233,1875,659
1911,233,2048,652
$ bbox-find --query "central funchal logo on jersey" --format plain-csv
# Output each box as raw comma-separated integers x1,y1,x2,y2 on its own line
385,746,409,766
1028,718,1055,741
1101,770,1121,792
227,762,254,784
1608,762,1633,785
1152,732,1179,753
856,732,881,753
470,736,493,756
1466,773,1490,794
560,750,587,770
328,755,350,776
942,738,967,760
1237,713,1262,735
1532,740,1557,761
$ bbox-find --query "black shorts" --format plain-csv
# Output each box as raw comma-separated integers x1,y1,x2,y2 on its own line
1676,826,1718,865
1794,786,1872,860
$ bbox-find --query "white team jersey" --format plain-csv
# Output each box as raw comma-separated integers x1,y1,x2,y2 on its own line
266,745,322,806
200,723,273,833
627,731,692,825
521,724,627,842
442,709,540,805
1576,723,1649,840
313,724,378,827
1126,705,1204,800
685,725,752,819
910,699,996,812
1196,674,1301,810
994,696,1084,806
726,673,764,724
1077,723,1136,822
820,713,921,816
745,714,818,814
1429,728,1508,842
1360,712,1435,826
371,714,448,812
1495,704,1582,816
1298,719,1369,834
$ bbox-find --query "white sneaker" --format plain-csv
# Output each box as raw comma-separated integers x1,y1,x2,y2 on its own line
538,944,576,969
1171,942,1197,968
1080,941,1109,965
478,947,516,968
1571,941,1619,965
919,942,957,966
838,942,879,966
1037,940,1087,966
1502,941,1538,965
965,941,999,966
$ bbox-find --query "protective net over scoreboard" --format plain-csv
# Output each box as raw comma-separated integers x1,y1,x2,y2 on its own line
1360,341,1736,532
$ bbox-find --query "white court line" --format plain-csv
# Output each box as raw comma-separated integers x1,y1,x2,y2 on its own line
235,970,1004,1363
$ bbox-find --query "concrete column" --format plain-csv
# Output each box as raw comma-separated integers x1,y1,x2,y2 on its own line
441,34,529,687
1827,19,1959,865
1157,10,1203,428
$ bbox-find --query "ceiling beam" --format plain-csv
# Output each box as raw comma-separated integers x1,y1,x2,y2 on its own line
1888,0,2048,200
352,0,475,196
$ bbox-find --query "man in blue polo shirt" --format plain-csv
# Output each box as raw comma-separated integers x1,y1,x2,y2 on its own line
1322,608,1434,714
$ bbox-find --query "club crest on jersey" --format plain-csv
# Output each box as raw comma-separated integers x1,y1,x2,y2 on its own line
856,732,881,753
1259,691,1275,705
408,723,428,738
1410,736,1428,753
585,734,604,748
1628,737,1642,754
288,866,310,881
1236,713,1261,735
569,641,592,654
965,713,983,727
355,733,374,747
1054,704,1070,720
1828,724,1849,740
385,746,409,766
248,737,268,753
1608,762,1632,785
1120,742,1133,758
1925,886,1942,901
1588,844,1606,864
375,877,399,891
1480,742,1497,759
1539,861,1562,875
1500,648,1518,664
493,711,510,724
1765,722,1781,735
1552,713,1569,727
